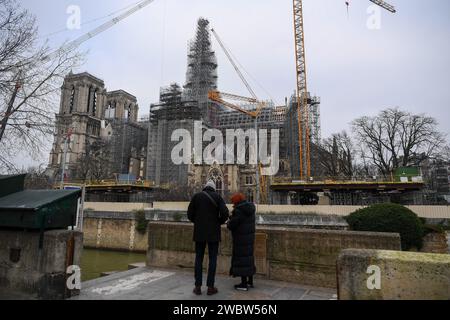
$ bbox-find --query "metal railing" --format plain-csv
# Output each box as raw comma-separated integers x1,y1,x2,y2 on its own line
55,179,155,189
272,176,425,185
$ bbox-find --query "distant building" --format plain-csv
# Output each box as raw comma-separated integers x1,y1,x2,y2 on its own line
47,72,147,182
423,160,450,199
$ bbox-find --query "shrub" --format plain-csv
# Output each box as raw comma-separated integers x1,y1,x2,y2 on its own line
134,210,148,234
423,223,446,235
173,212,183,222
345,203,425,251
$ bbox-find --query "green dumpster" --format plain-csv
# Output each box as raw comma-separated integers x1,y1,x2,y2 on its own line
0,175,81,230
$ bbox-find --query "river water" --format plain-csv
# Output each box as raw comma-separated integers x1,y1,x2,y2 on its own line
80,249,146,282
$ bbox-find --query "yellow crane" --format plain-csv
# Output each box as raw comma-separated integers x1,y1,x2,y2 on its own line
207,90,269,204
293,0,396,180
208,29,269,204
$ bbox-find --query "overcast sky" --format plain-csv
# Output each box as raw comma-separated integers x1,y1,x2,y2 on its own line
17,0,450,168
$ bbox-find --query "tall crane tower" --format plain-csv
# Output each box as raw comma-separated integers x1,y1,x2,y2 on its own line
292,0,396,180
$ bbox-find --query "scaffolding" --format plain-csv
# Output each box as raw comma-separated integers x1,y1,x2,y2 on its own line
183,18,218,124
105,119,148,177
146,83,202,186
285,93,321,178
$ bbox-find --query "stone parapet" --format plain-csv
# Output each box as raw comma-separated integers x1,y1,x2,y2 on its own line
146,222,401,288
337,249,450,300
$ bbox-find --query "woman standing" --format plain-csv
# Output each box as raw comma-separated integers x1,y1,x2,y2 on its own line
227,193,256,291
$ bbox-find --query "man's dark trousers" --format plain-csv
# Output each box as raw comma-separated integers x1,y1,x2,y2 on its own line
195,241,219,287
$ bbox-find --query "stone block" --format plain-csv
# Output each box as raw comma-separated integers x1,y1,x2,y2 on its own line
337,249,450,300
0,229,83,300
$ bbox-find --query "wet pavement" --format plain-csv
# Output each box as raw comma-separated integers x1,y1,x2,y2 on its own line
72,267,337,300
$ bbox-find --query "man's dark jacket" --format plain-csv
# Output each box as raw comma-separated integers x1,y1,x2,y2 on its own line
227,200,256,277
187,187,229,242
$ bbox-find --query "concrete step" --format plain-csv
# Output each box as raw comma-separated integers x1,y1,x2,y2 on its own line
128,262,146,270
100,271,120,277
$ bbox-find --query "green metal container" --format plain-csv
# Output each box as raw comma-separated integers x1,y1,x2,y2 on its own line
0,177,81,230
0,174,26,198
394,167,421,182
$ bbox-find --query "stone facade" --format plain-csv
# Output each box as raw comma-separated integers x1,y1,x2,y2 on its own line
47,72,147,181
48,72,106,180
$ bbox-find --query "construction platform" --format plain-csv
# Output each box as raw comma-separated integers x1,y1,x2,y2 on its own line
56,180,159,202
270,180,424,192
56,180,155,191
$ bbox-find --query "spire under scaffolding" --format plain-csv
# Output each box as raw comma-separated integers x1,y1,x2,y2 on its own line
184,18,218,123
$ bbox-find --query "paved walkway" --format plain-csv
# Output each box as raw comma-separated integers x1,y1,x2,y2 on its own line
72,267,337,300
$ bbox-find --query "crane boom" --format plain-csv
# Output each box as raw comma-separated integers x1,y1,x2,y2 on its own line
369,0,396,13
208,90,265,118
47,0,155,59
209,28,270,204
208,89,267,204
210,28,257,100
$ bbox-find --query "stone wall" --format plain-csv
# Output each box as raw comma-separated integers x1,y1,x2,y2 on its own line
84,202,151,212
145,210,349,229
421,232,449,254
85,202,450,220
83,211,148,252
82,210,351,253
146,222,401,288
448,232,450,254
0,229,83,299
337,249,450,300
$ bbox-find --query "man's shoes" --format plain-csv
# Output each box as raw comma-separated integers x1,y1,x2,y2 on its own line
207,287,218,296
193,286,202,295
234,283,249,291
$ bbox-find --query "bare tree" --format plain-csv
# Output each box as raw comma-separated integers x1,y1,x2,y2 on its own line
352,108,446,178
319,131,355,180
21,164,53,189
152,185,196,202
73,140,113,182
0,0,84,173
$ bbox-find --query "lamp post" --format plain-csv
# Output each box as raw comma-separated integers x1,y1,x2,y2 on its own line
60,128,73,189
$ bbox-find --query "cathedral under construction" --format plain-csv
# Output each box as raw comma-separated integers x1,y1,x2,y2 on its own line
48,18,322,203
48,18,424,205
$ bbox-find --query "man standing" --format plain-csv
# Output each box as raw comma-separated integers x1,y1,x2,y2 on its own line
187,180,229,296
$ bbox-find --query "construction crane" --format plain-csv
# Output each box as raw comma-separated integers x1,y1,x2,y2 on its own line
209,29,268,204
45,0,156,60
292,0,396,180
207,90,268,204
